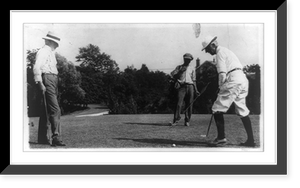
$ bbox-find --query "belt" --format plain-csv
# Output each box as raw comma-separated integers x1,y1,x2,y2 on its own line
226,68,242,76
42,73,58,76
183,82,193,85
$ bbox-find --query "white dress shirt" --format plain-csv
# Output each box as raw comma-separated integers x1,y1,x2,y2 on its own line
171,64,196,84
215,46,243,74
33,45,58,82
182,65,196,84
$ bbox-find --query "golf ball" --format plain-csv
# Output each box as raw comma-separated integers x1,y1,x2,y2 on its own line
172,144,176,147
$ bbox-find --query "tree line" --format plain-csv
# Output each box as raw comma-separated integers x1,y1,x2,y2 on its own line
27,44,261,116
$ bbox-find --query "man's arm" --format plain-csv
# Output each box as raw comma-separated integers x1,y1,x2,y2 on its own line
191,69,200,95
33,49,47,93
170,65,181,78
216,50,227,87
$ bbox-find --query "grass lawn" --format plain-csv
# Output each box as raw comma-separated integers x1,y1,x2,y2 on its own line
28,110,261,149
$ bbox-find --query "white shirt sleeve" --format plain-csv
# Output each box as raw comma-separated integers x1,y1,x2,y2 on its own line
191,68,196,82
216,49,227,74
33,49,48,83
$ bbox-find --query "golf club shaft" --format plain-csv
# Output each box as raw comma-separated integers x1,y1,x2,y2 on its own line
182,82,210,114
42,92,51,139
43,89,62,141
182,95,199,114
204,84,222,136
43,92,48,121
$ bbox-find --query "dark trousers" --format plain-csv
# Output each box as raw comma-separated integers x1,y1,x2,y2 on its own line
38,74,61,143
173,84,194,122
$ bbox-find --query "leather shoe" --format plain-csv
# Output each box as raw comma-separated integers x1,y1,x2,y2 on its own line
239,140,256,147
169,121,178,126
169,118,181,126
184,122,190,126
51,138,66,146
212,138,227,145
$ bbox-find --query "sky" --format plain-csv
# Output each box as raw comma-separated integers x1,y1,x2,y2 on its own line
24,23,263,74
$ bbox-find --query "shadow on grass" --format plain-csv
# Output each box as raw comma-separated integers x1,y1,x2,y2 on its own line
114,138,256,148
115,138,209,147
124,122,171,127
29,141,49,145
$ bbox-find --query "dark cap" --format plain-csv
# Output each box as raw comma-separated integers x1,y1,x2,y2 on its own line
183,53,194,60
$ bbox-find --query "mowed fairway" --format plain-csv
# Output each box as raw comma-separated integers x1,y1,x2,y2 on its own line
28,112,261,149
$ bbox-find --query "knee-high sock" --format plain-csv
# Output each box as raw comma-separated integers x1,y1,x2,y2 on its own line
214,113,225,139
241,116,254,142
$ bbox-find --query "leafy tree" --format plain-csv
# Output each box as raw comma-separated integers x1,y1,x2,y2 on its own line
26,49,41,116
194,61,219,114
121,64,170,114
106,71,138,114
76,44,119,73
26,49,85,116
244,64,261,114
56,53,86,113
96,63,171,114
76,44,120,104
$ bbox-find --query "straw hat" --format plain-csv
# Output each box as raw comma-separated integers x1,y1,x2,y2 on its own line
201,36,217,51
42,31,60,46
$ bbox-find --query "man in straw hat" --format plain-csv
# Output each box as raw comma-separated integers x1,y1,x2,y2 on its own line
201,35,255,147
169,53,200,126
33,31,66,146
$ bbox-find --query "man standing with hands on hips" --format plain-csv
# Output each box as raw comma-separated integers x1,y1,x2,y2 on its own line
201,35,255,147
33,31,66,146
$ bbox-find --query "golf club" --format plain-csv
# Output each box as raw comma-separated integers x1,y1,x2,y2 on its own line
182,82,211,114
182,94,200,114
200,87,221,138
42,92,51,142
201,113,214,138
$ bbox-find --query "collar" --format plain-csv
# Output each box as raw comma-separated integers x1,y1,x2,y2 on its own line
181,63,191,67
216,46,221,54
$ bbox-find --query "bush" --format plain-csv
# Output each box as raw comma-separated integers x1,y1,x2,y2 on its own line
26,49,86,116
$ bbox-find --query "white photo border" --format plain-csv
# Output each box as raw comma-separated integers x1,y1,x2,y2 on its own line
6,5,287,175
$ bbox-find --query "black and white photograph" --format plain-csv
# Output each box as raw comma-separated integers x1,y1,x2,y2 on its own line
5,1,300,187
24,23,263,150
7,8,288,177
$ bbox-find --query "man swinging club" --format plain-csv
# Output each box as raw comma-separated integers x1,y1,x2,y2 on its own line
201,35,255,147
